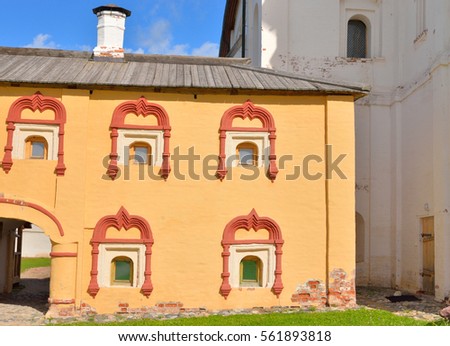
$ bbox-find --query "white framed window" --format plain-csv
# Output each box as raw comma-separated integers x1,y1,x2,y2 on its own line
128,142,152,165
97,244,146,288
111,256,134,286
116,129,163,166
228,244,275,289
225,131,269,168
25,136,48,159
12,124,59,160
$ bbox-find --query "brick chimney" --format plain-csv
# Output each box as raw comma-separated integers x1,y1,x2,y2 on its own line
92,4,131,61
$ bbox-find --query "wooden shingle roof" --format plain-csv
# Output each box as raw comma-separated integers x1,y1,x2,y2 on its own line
0,47,368,97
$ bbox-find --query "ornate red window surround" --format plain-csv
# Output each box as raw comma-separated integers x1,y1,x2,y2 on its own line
87,207,154,298
216,100,278,181
219,209,284,299
1,92,66,175
106,97,171,180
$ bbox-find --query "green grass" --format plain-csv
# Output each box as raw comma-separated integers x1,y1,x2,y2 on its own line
64,309,450,326
20,257,51,272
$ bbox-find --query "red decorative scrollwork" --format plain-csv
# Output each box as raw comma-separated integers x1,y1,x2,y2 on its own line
88,207,154,298
220,209,284,299
216,100,278,181
1,92,67,175
107,97,171,180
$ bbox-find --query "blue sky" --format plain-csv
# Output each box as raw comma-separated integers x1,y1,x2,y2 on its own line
0,0,226,56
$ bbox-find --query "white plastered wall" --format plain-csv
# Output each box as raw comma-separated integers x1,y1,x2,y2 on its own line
98,243,146,288
225,131,269,168
244,0,450,299
12,124,59,160
228,244,275,288
116,129,164,166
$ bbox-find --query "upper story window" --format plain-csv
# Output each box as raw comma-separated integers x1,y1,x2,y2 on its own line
106,97,171,180
347,19,367,58
216,100,278,181
25,136,48,160
129,142,152,165
237,142,258,166
1,92,67,175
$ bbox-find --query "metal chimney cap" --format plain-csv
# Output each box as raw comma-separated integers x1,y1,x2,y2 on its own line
93,4,131,17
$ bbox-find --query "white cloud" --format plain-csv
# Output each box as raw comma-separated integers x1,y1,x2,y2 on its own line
125,47,145,54
135,19,218,57
25,34,58,49
167,44,189,56
138,19,173,54
77,45,92,52
192,42,219,57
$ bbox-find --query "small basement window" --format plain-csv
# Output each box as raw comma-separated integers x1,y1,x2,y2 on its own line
240,256,262,287
25,136,48,160
111,256,133,286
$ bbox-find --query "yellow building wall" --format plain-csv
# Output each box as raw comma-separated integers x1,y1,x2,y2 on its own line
0,87,356,314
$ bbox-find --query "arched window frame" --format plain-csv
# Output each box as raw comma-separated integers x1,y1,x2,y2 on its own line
219,209,284,299
111,256,134,286
240,255,262,287
87,207,154,297
236,141,258,166
106,96,171,180
1,92,66,175
25,135,48,160
128,141,152,165
216,100,278,181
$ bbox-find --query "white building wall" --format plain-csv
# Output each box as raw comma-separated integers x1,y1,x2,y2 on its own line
432,64,450,300
22,224,51,258
234,0,450,299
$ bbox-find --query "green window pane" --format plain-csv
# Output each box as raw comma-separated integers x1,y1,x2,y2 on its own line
31,141,45,158
242,260,258,281
115,260,131,281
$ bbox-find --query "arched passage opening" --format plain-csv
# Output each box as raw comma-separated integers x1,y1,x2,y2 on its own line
0,198,69,318
0,218,51,317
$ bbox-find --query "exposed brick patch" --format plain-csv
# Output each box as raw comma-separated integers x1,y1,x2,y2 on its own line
114,301,185,315
328,269,356,308
153,301,184,314
290,270,356,309
79,301,97,316
291,279,327,308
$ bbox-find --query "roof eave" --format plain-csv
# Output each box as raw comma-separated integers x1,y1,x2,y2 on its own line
0,80,368,99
